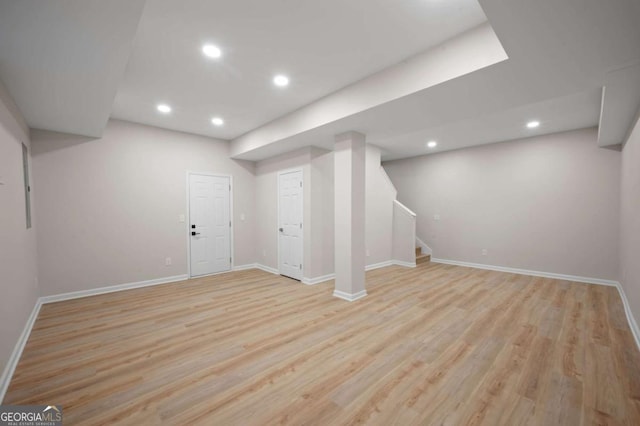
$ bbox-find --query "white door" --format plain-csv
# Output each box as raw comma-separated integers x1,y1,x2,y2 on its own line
278,170,303,280
189,174,231,277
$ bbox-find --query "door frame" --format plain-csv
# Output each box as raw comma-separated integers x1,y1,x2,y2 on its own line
186,171,234,279
277,168,304,279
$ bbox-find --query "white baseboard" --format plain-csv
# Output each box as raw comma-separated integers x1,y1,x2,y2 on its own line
232,263,258,272
616,282,640,351
366,260,393,271
255,264,279,275
302,273,335,285
301,260,416,285
0,299,42,403
366,260,416,271
430,258,618,287
392,260,417,268
333,289,367,302
40,274,189,304
415,237,433,256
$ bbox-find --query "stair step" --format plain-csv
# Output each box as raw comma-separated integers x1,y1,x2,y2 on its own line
416,254,431,264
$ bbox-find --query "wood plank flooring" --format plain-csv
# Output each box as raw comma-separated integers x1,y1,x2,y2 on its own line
5,262,640,425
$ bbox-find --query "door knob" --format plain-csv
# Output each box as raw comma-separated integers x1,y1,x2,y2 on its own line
279,228,284,232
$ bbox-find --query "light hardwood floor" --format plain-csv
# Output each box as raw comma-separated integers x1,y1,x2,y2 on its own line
5,262,640,425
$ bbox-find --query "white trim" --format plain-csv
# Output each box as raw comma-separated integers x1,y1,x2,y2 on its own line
415,237,433,256
40,275,189,304
430,258,618,287
255,263,279,275
392,260,417,268
302,273,335,285
301,259,418,284
232,263,257,272
277,168,304,280
615,282,640,351
186,171,234,279
0,300,41,403
366,260,393,271
393,199,416,217
333,289,367,302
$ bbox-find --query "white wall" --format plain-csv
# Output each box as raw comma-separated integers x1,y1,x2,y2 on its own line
620,113,640,328
384,128,620,280
254,148,313,275
309,148,335,278
31,119,256,296
0,80,38,373
392,201,417,265
32,122,397,296
365,146,396,265
254,144,396,281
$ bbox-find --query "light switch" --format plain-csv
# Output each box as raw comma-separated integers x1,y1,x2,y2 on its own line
240,213,245,221
179,214,185,223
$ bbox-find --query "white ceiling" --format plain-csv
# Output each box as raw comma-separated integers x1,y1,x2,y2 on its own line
0,0,145,137
0,0,639,161
378,89,604,160
228,0,640,161
110,0,488,140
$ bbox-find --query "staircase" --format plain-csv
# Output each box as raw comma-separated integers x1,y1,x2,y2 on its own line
415,247,431,265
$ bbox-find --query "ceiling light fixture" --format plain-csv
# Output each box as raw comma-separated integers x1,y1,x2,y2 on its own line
273,75,289,87
202,44,222,59
526,120,540,128
157,104,171,114
211,117,224,126
427,140,438,148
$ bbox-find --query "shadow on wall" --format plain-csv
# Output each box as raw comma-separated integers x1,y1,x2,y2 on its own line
30,130,96,156
232,158,256,175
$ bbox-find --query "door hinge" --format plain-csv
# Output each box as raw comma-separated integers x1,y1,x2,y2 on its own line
229,221,231,227
299,264,302,270
229,184,231,191
300,223,302,229
300,182,302,187
230,257,232,263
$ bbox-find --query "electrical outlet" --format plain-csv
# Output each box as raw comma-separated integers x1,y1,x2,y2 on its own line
481,249,488,256
165,257,172,266
262,249,266,257
366,249,370,257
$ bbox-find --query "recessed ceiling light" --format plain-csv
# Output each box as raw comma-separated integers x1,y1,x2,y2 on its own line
202,44,222,59
526,120,540,128
211,117,224,126
273,75,289,87
427,140,438,148
157,104,171,114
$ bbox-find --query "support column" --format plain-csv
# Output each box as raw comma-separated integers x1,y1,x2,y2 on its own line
333,131,366,301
